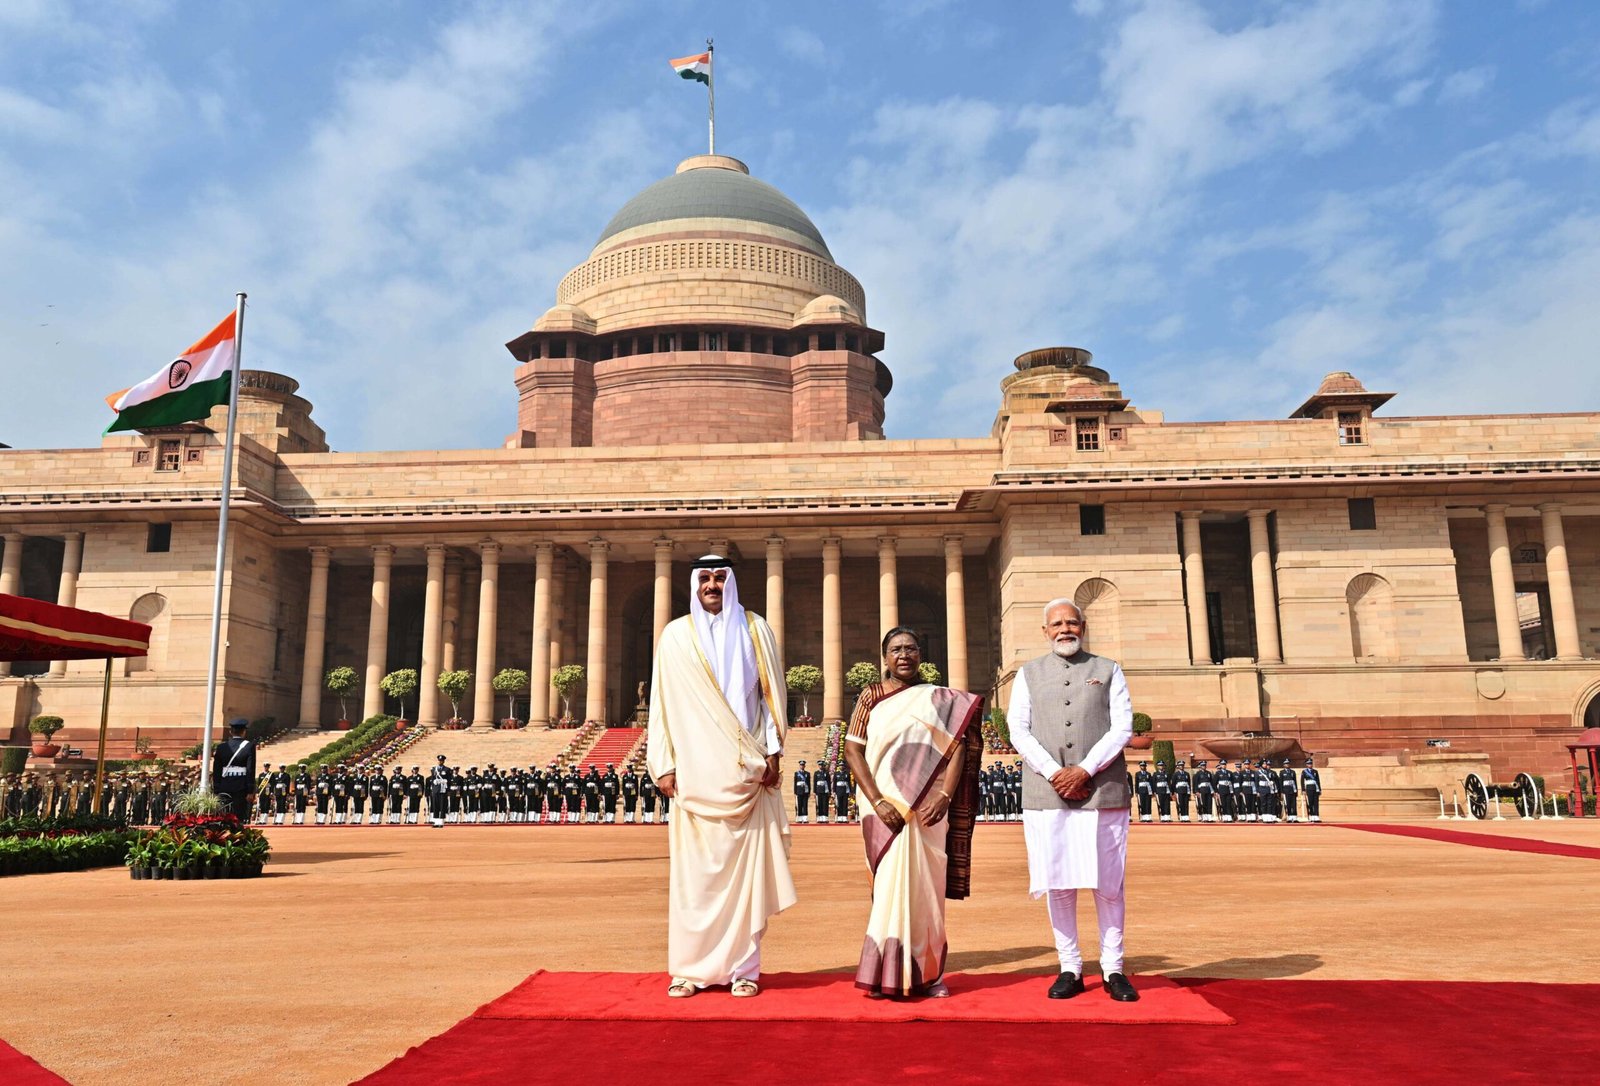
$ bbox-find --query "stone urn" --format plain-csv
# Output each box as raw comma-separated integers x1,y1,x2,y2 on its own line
1199,736,1304,763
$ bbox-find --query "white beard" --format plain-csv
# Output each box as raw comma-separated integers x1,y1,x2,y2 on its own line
1051,636,1082,657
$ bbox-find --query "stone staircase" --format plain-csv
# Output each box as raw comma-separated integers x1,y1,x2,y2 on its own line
255,729,344,766
577,728,644,770
378,727,576,771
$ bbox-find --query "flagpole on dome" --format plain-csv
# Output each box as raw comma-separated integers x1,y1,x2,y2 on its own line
707,38,715,155
197,291,247,795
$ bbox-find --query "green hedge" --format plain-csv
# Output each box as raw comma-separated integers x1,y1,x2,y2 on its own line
1,747,26,775
0,830,136,877
300,714,399,769
0,814,126,838
1151,739,1175,770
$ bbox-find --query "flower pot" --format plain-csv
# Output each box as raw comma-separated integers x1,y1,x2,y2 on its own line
31,741,60,758
395,719,410,733
1127,735,1154,750
135,750,156,761
204,863,222,879
129,867,141,880
336,719,353,731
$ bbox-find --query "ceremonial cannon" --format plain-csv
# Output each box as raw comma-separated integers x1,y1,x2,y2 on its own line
1461,772,1542,819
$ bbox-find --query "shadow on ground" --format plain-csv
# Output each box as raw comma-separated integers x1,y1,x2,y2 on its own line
1126,952,1324,980
268,852,403,865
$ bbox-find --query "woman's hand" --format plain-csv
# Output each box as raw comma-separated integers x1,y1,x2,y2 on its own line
914,790,951,828
871,797,906,833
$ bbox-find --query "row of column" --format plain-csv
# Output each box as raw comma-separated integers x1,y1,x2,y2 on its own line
0,531,84,679
297,534,973,729
1180,510,1281,666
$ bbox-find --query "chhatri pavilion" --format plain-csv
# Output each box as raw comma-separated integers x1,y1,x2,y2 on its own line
3,153,1597,781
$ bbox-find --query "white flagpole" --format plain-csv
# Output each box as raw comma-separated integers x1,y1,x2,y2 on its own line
707,39,715,155
198,291,247,793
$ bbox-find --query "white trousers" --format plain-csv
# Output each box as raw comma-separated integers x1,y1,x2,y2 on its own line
687,940,762,988
1046,887,1125,977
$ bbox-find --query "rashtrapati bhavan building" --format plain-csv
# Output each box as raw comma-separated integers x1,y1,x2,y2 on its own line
3,153,1598,780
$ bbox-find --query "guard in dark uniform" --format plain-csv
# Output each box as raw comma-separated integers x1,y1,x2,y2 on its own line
1213,761,1233,823
1192,759,1214,822
387,767,406,823
542,766,562,823
602,765,620,824
622,767,640,823
792,759,810,824
311,767,331,825
1172,758,1193,823
813,762,832,824
1009,763,1024,821
640,772,658,823
1153,761,1172,822
292,765,313,824
1259,761,1279,823
331,767,350,825
350,766,367,824
444,769,463,823
562,769,582,824
429,756,451,828
1134,762,1154,823
1278,759,1300,822
210,719,256,821
831,761,850,824
579,768,598,824
255,764,273,825
1301,756,1322,823
659,776,672,823
269,764,291,824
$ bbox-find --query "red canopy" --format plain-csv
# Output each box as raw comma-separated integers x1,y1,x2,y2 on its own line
0,593,150,662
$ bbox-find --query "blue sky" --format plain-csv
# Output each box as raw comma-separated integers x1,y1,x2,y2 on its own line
2,0,1597,451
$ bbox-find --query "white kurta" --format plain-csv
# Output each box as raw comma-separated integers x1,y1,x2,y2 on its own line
1008,664,1133,896
647,612,796,986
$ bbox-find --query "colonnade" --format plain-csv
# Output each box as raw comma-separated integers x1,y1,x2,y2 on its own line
294,533,974,729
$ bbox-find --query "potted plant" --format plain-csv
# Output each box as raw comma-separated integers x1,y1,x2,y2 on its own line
133,735,157,761
1128,711,1155,750
493,668,529,728
786,665,820,726
551,664,585,728
28,715,64,758
380,669,419,727
437,669,470,729
846,661,880,694
325,666,359,729
918,662,942,685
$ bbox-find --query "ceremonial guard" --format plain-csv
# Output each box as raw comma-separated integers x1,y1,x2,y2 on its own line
507,769,526,823
563,769,582,824
287,765,308,824
640,770,658,823
542,767,562,824
602,765,620,824
1193,759,1215,822
792,759,810,823
1153,761,1172,822
428,756,451,828
350,767,367,824
813,761,832,824
255,765,273,824
831,760,850,824
404,766,424,823
331,767,350,825
1259,761,1280,823
1172,759,1192,823
446,768,465,823
1009,762,1024,821
659,776,672,823
1214,761,1234,822
622,767,640,823
387,766,406,823
311,767,331,825
1278,759,1300,822
366,768,386,824
210,719,257,821
150,775,173,823
112,773,132,823
1301,756,1322,822
1134,761,1154,823
976,764,991,821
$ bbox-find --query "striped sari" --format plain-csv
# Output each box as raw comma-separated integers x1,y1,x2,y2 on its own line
849,680,983,996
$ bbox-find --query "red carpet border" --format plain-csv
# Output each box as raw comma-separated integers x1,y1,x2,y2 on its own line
1342,823,1600,860
356,977,1600,1085
475,969,1230,1024
0,1039,69,1086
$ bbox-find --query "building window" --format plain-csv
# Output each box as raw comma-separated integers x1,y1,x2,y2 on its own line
752,335,768,354
1075,417,1101,451
185,448,204,464
773,336,790,356
549,339,569,359
1108,427,1126,443
1338,411,1365,445
146,523,172,553
1080,504,1106,536
156,440,182,472
657,333,675,353
817,332,837,351
845,334,860,352
614,337,632,357
727,332,745,352
133,449,152,466
704,331,721,351
1348,498,1377,531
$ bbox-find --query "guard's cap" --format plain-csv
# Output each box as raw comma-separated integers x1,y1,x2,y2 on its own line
229,717,249,732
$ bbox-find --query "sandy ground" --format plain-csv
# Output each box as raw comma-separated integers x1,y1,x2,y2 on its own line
6,817,1599,1086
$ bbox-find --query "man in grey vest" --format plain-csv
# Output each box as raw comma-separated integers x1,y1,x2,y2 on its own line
1007,598,1139,1003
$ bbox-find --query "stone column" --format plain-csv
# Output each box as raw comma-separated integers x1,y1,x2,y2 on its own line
944,535,969,691
1484,505,1523,661
822,536,843,722
1180,512,1213,665
442,554,463,673
1539,504,1582,660
1247,509,1283,664
418,544,446,726
878,535,899,640
298,546,332,726
585,539,609,724
529,543,554,726
0,534,23,678
362,545,393,719
765,536,786,659
653,537,674,649
47,531,85,677
473,542,500,727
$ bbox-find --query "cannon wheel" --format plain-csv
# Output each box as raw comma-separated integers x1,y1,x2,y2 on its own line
1464,773,1490,820
1513,772,1542,818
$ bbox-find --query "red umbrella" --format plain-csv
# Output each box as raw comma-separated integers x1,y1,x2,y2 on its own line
0,593,151,807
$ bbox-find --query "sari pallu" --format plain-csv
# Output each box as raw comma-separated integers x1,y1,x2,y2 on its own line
853,682,983,995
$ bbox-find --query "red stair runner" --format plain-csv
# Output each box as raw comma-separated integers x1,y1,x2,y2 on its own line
578,728,643,770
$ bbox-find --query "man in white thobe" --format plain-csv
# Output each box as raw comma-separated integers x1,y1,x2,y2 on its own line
1008,598,1140,1003
647,556,796,998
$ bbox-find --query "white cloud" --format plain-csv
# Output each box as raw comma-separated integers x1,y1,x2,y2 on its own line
1439,65,1494,103
778,27,827,66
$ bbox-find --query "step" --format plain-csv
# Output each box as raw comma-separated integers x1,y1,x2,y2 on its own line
578,728,644,770
386,727,576,772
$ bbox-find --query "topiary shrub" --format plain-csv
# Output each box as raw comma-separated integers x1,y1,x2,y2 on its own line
1151,739,1175,771
1132,712,1152,735
845,661,880,692
1,748,26,774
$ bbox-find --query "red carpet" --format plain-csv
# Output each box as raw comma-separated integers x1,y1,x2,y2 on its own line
476,969,1230,1024
577,728,643,770
1344,822,1600,860
0,1039,68,1085
355,977,1600,1085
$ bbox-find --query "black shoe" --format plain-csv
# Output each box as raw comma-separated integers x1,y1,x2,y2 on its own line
1103,972,1139,1002
1047,972,1085,999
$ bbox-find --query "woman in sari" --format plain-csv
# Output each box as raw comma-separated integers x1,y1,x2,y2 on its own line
844,626,984,998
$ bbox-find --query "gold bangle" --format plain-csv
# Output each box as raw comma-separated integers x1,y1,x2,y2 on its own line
936,788,951,800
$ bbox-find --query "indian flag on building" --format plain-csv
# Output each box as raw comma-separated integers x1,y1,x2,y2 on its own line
670,51,711,84
104,311,237,433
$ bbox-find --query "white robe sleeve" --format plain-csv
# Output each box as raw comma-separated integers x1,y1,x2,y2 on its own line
1077,663,1133,776
645,630,676,780
1006,669,1064,779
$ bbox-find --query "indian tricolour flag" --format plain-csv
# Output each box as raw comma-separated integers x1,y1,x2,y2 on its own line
670,51,711,84
105,312,237,433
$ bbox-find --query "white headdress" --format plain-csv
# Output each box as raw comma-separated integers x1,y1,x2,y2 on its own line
688,556,761,733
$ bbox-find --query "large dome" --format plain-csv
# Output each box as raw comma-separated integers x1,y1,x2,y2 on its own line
593,155,832,259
